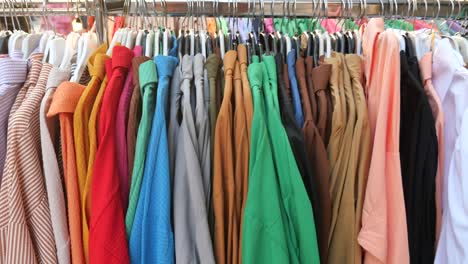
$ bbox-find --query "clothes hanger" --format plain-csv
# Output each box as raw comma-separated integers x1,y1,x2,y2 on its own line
59,32,80,70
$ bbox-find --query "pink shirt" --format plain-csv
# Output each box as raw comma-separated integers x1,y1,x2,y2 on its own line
419,52,444,246
358,18,410,264
115,45,142,212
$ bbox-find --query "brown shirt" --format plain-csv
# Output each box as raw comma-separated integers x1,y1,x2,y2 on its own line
305,57,318,122
296,56,331,264
328,53,358,264
126,56,151,178
345,54,372,264
213,50,237,264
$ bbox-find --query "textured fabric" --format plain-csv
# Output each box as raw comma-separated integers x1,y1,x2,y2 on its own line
40,67,72,264
70,53,92,85
328,52,358,264
173,55,215,264
115,45,143,213
295,56,331,264
213,50,237,264
125,60,158,236
0,57,27,185
90,46,133,264
73,44,108,261
399,48,438,264
126,56,151,183
433,39,468,264
0,55,58,264
343,54,372,264
48,80,86,264
129,52,178,264
419,52,445,245
358,18,410,264
287,51,304,127
167,64,182,178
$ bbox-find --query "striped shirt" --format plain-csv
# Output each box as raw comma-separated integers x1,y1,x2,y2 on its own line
0,57,28,186
0,55,58,264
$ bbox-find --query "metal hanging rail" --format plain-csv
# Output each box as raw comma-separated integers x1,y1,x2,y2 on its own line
0,0,466,18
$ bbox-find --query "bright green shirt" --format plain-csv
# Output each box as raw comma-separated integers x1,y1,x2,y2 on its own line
243,56,291,264
262,55,320,264
242,56,320,264
125,60,158,236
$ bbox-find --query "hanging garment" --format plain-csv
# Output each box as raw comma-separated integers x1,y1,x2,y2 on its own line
399,46,438,264
90,46,134,264
81,51,113,263
343,54,372,264
213,50,237,264
434,38,468,264
358,18,410,264
73,44,109,261
126,60,158,235
0,53,59,264
126,55,152,180
115,46,143,213
205,52,223,158
129,50,178,263
287,50,304,127
243,56,291,264
263,55,320,263
40,67,71,264
419,52,445,245
194,53,211,209
0,57,27,185
173,55,215,264
48,79,86,264
328,52,358,264
167,61,182,178
296,55,331,264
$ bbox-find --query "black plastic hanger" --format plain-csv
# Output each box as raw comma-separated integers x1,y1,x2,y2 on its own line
184,30,190,55
206,34,213,56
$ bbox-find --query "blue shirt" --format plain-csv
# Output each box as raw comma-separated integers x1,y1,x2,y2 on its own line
287,50,304,127
129,41,178,264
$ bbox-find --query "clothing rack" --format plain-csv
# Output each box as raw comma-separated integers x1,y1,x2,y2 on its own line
1,0,466,18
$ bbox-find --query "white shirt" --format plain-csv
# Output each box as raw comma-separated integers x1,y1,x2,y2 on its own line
433,38,468,264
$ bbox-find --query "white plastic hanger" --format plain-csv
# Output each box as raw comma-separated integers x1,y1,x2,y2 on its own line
136,29,144,47
200,29,207,58
21,33,41,59
163,29,169,56
42,34,56,63
145,30,154,57
190,29,195,56
285,35,291,54
218,29,225,59
154,29,160,56
48,37,66,67
38,30,53,52
71,32,98,82
59,32,80,70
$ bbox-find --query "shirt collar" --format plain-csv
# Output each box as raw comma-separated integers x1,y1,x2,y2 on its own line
248,59,263,89
433,38,465,101
46,66,71,90
132,56,151,86
205,53,222,79
111,46,134,71
419,52,432,83
139,60,158,90
88,44,108,80
47,81,85,116
155,55,179,78
181,55,193,81
362,18,385,83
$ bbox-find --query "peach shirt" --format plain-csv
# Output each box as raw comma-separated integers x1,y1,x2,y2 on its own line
357,18,410,264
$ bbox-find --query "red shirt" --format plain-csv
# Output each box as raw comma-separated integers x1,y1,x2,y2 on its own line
90,46,134,264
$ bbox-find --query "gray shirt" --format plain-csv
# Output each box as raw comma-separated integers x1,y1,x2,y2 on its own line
194,54,211,208
173,55,215,264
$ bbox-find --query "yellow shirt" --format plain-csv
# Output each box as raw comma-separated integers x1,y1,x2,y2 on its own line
73,43,109,263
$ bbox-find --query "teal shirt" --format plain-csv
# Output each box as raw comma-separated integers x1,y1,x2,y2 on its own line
125,61,158,236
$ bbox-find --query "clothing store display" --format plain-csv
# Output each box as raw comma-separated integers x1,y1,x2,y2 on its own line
0,9,466,264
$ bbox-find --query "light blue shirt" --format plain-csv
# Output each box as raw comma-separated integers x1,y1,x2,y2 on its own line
129,42,178,264
287,50,304,127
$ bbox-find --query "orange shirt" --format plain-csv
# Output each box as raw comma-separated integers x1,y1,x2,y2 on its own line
49,81,86,264
358,18,410,264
